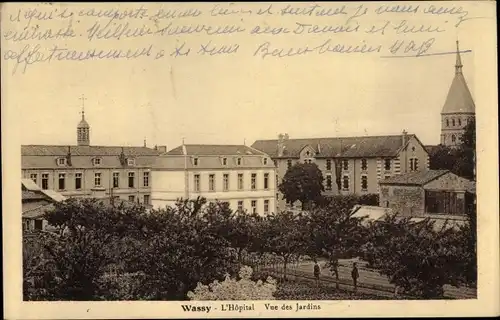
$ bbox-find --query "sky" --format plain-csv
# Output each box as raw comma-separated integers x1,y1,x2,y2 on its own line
3,2,493,150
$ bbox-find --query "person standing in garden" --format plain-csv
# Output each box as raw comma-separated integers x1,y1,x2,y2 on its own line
351,262,359,291
313,260,321,287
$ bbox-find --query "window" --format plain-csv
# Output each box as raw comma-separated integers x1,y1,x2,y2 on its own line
34,220,43,230
93,158,101,166
458,118,462,126
143,172,149,187
326,159,332,170
273,160,278,167
384,159,391,171
306,151,310,157
30,173,37,184
194,174,200,192
113,172,120,188
237,157,242,166
251,173,257,190
42,173,49,190
127,158,135,166
75,173,82,190
264,200,269,214
263,158,268,165
128,172,135,188
94,173,102,187
361,175,368,191
193,158,199,166
342,175,349,190
287,160,292,169
446,118,449,127
342,160,348,170
384,175,391,180
451,134,456,143
264,173,269,190
222,157,227,165
326,174,332,191
276,193,279,200
410,158,419,171
128,195,135,202
223,174,229,191
238,173,244,190
209,174,215,191
143,194,150,204
361,159,367,171
304,159,312,164
237,200,244,212
58,173,66,190
452,118,456,126
57,158,66,166
251,200,257,214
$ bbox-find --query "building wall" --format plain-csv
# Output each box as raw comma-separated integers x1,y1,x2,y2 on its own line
379,184,425,216
151,168,277,215
398,135,430,174
22,167,152,204
440,113,475,146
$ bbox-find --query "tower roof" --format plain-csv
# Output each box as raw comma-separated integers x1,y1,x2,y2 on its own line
441,41,475,114
77,110,90,128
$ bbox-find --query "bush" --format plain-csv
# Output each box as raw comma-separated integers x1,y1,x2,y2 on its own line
187,266,277,300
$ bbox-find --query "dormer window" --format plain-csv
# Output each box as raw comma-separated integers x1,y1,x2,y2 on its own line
222,157,227,166
237,157,242,166
92,158,102,166
263,157,268,165
57,157,67,166
193,158,199,166
127,158,135,166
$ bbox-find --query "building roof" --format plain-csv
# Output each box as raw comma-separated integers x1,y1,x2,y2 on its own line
21,178,41,191
166,144,268,156
251,134,418,158
379,170,450,186
441,41,475,114
21,145,160,156
22,190,47,201
350,205,393,225
77,112,90,128
424,145,439,155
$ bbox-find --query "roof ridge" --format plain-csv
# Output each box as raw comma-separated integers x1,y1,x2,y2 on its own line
253,133,412,142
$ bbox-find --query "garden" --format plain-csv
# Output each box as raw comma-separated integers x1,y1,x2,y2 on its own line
23,191,477,301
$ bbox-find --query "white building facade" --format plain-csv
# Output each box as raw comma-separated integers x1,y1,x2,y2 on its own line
151,144,277,215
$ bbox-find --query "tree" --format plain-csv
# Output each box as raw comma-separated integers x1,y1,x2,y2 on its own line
261,211,306,281
304,195,367,289
279,162,324,210
365,214,466,298
429,119,476,180
37,198,146,300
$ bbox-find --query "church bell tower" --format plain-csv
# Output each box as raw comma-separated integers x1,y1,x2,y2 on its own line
440,40,476,147
77,95,90,146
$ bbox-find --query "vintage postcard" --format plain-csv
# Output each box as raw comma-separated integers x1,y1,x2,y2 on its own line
2,1,499,318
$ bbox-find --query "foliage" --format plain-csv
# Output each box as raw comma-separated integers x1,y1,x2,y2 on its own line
429,119,475,180
279,162,324,209
363,214,467,298
303,196,367,288
260,211,307,280
187,266,277,300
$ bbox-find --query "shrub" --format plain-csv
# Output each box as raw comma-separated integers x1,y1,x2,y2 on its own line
187,266,277,300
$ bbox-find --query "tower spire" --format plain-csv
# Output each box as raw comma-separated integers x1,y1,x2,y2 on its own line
455,40,463,74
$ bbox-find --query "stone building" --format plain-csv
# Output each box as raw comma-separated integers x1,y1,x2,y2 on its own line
151,144,277,215
252,131,429,211
440,41,476,147
21,109,162,204
379,169,475,217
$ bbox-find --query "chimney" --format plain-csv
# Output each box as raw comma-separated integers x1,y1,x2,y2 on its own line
119,147,126,166
402,130,408,146
143,137,147,148
277,134,285,157
66,146,72,166
157,146,167,154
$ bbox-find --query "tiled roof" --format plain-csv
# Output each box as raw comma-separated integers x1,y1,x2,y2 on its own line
166,144,268,156
441,65,475,114
21,145,160,156
251,134,414,158
155,154,275,170
379,170,449,186
425,145,439,155
22,155,156,169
